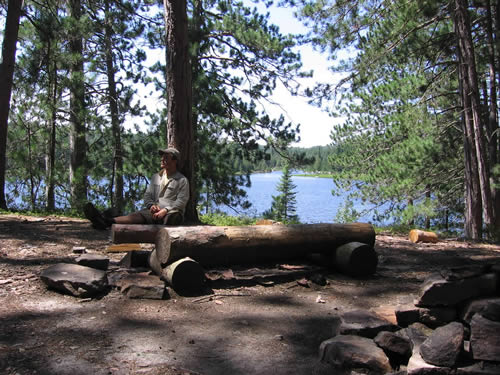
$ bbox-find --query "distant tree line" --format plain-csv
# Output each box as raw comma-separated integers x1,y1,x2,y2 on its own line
230,144,332,174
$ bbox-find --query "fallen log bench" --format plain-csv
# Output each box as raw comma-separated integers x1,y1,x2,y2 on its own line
112,223,376,268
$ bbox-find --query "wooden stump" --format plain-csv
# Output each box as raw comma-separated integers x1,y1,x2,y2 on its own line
151,223,376,267
163,257,205,294
409,229,439,243
334,242,378,277
148,250,205,294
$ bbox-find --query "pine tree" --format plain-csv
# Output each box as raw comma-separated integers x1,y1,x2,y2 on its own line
264,163,299,223
295,0,499,236
0,0,23,210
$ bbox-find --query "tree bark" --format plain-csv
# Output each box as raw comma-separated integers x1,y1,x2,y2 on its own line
0,0,23,210
46,39,57,211
163,0,198,223
104,0,124,214
68,0,87,211
485,0,500,231
455,1,482,239
454,0,494,235
149,223,376,267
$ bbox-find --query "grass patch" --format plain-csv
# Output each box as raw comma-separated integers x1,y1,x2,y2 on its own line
200,212,257,226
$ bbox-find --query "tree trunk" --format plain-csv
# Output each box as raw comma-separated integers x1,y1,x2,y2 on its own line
455,1,482,239
68,0,87,211
163,0,198,223
0,0,23,210
46,39,57,212
104,0,124,214
454,0,494,235
485,0,500,231
149,223,375,267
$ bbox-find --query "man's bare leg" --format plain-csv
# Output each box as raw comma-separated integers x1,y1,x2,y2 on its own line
113,212,146,224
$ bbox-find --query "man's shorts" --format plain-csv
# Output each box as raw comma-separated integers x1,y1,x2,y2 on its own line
138,209,183,225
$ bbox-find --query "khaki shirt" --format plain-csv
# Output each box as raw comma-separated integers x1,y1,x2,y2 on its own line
143,170,189,216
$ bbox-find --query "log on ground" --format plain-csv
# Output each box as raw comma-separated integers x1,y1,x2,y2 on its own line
409,229,439,243
112,224,165,244
149,250,205,294
152,223,375,267
333,242,378,277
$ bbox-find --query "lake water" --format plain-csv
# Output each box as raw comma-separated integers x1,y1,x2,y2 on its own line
214,171,384,224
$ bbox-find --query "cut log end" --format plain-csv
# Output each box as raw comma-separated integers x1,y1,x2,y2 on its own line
409,229,439,243
163,257,205,294
334,242,378,277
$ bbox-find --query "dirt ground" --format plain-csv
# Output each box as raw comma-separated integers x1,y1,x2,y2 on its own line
1,213,500,375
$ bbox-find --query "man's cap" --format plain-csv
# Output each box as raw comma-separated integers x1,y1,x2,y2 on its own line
158,147,180,160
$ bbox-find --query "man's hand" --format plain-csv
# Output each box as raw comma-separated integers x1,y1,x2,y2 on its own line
150,205,161,214
153,208,168,220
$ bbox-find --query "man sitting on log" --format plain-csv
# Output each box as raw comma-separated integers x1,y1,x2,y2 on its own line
84,147,190,230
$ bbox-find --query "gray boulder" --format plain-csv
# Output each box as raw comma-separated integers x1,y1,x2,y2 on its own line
419,322,464,367
470,313,500,361
40,263,108,297
460,297,500,323
396,304,456,328
116,272,167,300
374,331,412,367
338,309,399,338
416,273,497,307
319,334,392,374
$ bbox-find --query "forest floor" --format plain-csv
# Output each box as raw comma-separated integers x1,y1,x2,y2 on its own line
1,213,500,375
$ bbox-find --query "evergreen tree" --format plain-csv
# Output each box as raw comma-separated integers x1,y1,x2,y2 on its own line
0,0,23,210
147,0,307,214
264,163,299,223
295,0,499,236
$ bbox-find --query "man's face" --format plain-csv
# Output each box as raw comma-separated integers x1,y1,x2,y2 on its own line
161,153,177,172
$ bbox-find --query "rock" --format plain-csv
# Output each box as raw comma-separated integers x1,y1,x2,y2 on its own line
339,309,399,338
396,323,434,349
481,300,500,322
470,313,500,361
119,250,151,269
440,265,490,281
75,254,109,271
40,263,108,298
400,323,452,375
407,349,454,375
419,322,464,367
396,304,456,328
460,297,500,323
319,335,392,374
116,272,167,300
456,361,500,374
374,331,412,367
415,273,497,307
72,246,86,254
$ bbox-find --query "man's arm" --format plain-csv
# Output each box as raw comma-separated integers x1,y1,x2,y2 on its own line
143,174,160,209
169,177,189,212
